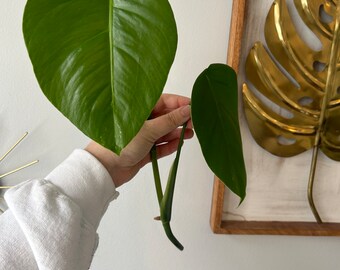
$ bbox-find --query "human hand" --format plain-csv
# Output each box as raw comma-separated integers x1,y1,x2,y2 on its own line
85,94,194,187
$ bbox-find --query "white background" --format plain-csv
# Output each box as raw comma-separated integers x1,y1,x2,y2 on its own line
1,0,340,269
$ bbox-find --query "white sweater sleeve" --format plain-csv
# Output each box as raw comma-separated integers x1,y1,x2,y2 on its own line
0,149,119,270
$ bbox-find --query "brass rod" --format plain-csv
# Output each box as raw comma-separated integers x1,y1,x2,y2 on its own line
0,198,5,214
307,1,340,224
307,146,322,223
0,186,12,189
0,160,39,179
0,132,28,163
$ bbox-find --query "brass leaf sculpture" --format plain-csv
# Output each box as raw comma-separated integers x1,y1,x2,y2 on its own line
243,0,340,223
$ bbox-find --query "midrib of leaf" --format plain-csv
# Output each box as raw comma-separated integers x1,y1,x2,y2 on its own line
204,71,244,198
307,1,340,223
204,74,239,142
109,0,115,139
317,3,340,140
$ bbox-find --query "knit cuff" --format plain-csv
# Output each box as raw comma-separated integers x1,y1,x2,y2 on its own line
45,149,119,229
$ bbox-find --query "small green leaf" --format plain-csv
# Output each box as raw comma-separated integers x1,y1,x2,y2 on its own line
191,64,247,201
23,0,177,154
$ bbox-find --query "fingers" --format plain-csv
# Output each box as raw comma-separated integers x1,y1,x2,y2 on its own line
156,128,194,144
155,139,181,159
152,94,191,118
145,105,191,142
141,138,182,165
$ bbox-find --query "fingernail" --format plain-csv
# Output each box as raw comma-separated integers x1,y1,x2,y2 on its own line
180,105,191,118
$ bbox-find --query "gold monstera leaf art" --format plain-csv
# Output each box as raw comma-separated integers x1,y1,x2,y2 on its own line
243,0,340,223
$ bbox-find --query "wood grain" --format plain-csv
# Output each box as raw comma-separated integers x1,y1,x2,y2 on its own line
218,221,340,235
210,0,246,233
226,0,247,72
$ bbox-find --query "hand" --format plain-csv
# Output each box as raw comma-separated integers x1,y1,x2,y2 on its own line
85,94,194,187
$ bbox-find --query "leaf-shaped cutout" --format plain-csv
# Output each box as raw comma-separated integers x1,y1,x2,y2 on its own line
23,0,177,154
192,64,246,201
243,0,340,160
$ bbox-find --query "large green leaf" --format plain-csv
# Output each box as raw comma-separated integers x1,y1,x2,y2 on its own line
191,64,246,201
23,0,177,154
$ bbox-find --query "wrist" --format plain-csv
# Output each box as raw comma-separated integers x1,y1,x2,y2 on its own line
84,141,122,187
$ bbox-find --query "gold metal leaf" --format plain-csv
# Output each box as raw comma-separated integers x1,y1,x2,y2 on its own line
243,0,340,223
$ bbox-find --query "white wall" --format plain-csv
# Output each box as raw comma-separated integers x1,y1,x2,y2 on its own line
1,0,340,269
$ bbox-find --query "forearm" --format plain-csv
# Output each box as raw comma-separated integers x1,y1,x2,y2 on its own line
0,149,119,270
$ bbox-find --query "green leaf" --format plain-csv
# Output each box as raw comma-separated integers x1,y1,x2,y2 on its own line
191,64,247,201
23,0,177,154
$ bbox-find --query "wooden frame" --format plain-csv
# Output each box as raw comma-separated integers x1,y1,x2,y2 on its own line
210,0,340,236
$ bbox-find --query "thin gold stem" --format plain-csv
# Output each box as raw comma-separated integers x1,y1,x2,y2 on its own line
0,186,12,189
0,160,39,179
0,197,6,214
307,1,340,224
0,132,28,163
307,146,322,223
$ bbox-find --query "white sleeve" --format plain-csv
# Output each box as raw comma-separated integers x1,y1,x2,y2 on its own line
0,149,119,270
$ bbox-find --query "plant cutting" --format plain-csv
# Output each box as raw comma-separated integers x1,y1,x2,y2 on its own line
23,0,246,250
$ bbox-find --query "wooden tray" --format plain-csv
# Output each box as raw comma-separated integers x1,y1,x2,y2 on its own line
210,0,340,235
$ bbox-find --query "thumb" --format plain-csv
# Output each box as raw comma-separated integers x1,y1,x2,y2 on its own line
146,105,191,141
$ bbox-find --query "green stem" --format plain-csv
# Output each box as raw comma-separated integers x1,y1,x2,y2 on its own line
151,145,163,205
160,122,187,250
162,221,184,251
